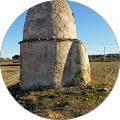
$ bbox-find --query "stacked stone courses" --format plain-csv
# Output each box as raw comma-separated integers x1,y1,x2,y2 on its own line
19,0,91,90
19,38,78,44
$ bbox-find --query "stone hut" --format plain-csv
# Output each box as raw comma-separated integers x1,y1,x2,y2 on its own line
19,0,91,90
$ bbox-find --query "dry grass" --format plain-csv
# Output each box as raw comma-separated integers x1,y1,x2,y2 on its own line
90,62,119,78
90,62,119,86
0,61,119,120
0,60,20,81
1,66,20,80
0,60,20,65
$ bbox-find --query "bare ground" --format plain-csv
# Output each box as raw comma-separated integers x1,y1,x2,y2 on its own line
0,61,119,120
4,74,20,87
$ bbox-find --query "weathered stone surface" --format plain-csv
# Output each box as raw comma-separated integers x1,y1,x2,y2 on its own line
20,40,57,89
69,40,91,86
20,40,91,89
23,0,77,40
20,0,91,90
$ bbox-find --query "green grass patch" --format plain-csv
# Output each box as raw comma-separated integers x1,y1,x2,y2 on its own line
38,86,51,92
24,99,38,111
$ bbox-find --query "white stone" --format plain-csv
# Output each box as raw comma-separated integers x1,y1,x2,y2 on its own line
21,101,26,104
20,40,91,89
23,0,77,40
20,0,91,90
103,88,109,92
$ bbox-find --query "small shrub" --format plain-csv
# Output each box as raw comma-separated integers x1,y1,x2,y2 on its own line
38,86,50,91
75,95,80,99
13,61,20,63
55,102,69,107
24,99,37,111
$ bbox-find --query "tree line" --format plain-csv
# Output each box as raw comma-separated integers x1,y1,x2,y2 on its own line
89,54,119,62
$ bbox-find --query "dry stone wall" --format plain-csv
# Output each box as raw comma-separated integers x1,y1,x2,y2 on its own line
23,0,77,40
20,39,91,89
20,40,57,89
20,0,91,90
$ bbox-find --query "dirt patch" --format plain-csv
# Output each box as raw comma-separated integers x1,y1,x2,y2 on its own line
1,62,119,119
7,84,111,119
4,74,20,87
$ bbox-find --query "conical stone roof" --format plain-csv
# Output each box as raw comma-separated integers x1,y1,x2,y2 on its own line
23,0,77,40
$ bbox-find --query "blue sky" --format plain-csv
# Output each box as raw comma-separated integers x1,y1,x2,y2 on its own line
0,1,119,58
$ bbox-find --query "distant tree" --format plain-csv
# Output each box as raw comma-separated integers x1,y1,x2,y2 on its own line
99,54,102,57
12,55,20,59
